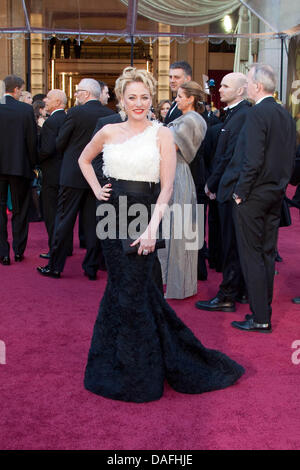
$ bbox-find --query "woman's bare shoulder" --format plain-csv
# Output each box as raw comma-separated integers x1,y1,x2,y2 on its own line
102,122,125,134
157,125,173,140
96,122,126,141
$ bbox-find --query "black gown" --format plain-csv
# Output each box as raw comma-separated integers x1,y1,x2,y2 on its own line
84,183,245,403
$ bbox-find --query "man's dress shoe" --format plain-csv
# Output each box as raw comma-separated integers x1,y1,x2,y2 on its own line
0,256,10,266
292,297,300,304
14,254,24,262
40,252,50,259
231,318,272,333
37,265,61,278
275,251,283,262
195,296,236,312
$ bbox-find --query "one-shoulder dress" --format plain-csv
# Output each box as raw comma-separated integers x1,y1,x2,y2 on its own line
84,121,244,403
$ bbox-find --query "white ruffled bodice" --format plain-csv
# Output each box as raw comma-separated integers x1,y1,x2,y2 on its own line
102,121,162,183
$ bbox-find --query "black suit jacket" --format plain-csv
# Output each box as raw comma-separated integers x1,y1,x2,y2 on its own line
39,109,66,186
56,100,114,189
234,97,296,201
0,95,37,179
164,101,182,125
217,123,246,203
206,100,251,195
92,112,121,181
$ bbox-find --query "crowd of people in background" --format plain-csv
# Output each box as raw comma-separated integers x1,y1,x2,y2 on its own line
0,60,299,336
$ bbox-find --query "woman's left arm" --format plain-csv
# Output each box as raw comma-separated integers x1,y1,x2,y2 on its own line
132,126,176,255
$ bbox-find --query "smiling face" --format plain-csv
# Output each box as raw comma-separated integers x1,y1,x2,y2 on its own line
122,81,152,121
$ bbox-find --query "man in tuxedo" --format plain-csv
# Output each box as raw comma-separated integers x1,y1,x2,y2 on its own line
37,78,114,279
231,64,296,333
0,75,37,265
39,89,68,259
195,72,250,313
77,82,113,250
164,61,192,125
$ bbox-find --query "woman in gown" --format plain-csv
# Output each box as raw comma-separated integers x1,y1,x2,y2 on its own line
158,81,207,299
78,67,244,403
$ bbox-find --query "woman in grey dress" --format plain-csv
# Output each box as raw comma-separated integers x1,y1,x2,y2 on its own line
159,81,207,299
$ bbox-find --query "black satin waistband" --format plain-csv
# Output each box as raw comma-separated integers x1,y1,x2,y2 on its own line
106,178,160,195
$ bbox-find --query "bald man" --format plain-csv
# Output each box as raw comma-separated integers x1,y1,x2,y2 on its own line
196,72,251,313
39,89,68,257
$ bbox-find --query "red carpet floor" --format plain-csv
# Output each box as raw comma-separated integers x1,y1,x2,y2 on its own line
1,193,300,450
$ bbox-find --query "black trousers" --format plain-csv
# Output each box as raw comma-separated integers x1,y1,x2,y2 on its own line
42,182,60,250
0,175,31,257
50,186,99,276
41,181,73,254
217,200,246,301
208,199,222,271
233,193,282,323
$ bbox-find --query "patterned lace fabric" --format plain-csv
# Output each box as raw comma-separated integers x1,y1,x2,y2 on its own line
84,187,245,403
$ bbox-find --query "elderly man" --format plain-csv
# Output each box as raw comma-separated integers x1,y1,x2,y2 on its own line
37,78,114,279
231,64,296,333
196,72,250,313
39,89,68,259
164,61,192,125
0,75,37,265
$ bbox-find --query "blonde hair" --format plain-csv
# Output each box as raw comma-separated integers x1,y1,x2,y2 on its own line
115,67,157,102
179,81,205,114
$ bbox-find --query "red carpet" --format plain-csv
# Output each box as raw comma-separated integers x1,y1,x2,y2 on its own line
1,190,300,450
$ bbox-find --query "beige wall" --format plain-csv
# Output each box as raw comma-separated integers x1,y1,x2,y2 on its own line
0,36,11,79
208,52,235,70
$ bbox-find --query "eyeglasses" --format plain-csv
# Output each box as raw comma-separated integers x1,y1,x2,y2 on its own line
75,89,88,94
